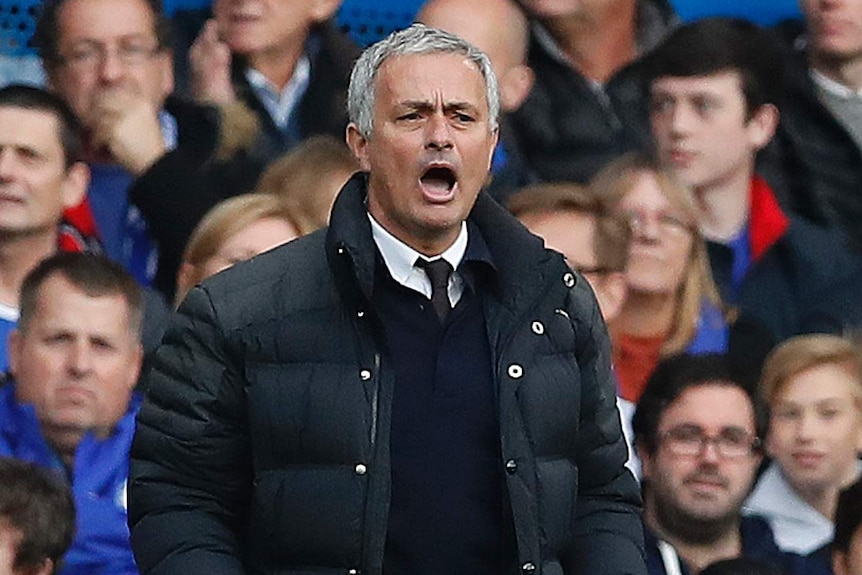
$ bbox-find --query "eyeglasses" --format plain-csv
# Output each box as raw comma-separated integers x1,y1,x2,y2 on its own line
658,425,761,459
57,40,162,71
620,209,695,236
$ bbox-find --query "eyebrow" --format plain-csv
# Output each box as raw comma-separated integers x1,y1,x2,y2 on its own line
398,100,481,114
67,34,159,47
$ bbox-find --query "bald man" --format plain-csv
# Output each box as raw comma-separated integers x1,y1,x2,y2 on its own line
417,0,537,203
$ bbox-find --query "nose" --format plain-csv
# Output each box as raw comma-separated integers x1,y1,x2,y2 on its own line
98,48,124,83
630,211,661,243
425,113,453,151
67,341,94,377
698,437,722,464
796,411,816,441
668,102,696,138
0,149,17,181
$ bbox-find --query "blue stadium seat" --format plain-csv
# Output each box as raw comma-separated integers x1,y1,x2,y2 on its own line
0,0,39,55
336,0,424,46
0,0,806,59
670,0,801,25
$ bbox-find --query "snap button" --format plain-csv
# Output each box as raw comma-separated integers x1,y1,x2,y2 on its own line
563,272,575,288
359,369,372,381
356,310,365,318
531,321,544,335
505,459,518,474
337,247,345,255
522,562,536,574
507,364,523,379
354,463,367,475
348,569,360,575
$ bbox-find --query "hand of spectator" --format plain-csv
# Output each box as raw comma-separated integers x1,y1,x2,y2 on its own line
92,88,167,176
190,19,235,105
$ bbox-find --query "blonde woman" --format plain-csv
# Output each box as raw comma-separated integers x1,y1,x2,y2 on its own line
175,194,299,306
590,152,726,403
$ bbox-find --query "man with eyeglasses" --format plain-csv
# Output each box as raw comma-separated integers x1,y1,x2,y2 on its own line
33,0,261,300
632,353,801,575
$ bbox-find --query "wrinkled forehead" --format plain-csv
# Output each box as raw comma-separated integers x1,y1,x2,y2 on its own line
374,52,489,107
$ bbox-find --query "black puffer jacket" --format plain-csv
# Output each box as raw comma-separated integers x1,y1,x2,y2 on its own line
129,175,645,575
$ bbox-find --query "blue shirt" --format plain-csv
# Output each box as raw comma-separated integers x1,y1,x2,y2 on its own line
0,385,141,575
726,226,751,304
0,302,17,373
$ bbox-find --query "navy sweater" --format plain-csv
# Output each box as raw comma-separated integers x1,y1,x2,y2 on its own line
375,259,515,574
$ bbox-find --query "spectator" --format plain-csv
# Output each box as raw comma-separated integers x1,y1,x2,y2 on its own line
0,457,75,575
0,252,144,575
745,334,862,556
175,193,298,305
508,0,677,183
130,24,645,574
35,0,261,299
508,181,629,324
0,85,88,371
253,134,358,236
189,0,359,164
644,17,862,342
416,0,537,203
633,353,791,574
591,152,726,404
768,0,862,248
834,477,862,575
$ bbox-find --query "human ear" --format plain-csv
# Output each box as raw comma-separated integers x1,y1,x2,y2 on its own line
746,103,779,151
499,64,534,112
61,162,90,209
346,124,371,172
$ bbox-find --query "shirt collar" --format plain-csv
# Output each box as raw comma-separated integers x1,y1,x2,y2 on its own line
245,53,311,128
368,213,468,286
159,110,178,151
810,68,862,99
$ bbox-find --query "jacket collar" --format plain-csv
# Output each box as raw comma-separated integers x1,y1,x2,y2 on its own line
325,173,562,315
749,175,790,262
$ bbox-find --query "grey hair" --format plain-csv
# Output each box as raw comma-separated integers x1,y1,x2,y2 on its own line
347,23,500,138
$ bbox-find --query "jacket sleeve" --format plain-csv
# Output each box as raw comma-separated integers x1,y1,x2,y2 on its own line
564,280,647,575
127,102,264,300
128,285,251,575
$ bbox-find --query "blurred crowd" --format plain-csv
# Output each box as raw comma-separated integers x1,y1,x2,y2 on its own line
0,0,861,574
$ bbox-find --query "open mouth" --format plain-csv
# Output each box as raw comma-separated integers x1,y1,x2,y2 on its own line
420,166,457,201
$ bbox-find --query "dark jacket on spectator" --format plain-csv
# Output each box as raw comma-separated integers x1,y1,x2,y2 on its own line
644,515,808,575
508,0,677,184
231,22,360,166
761,25,862,249
127,97,262,300
129,175,645,575
708,176,862,343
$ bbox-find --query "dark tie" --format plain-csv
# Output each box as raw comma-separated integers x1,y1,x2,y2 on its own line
417,258,453,321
